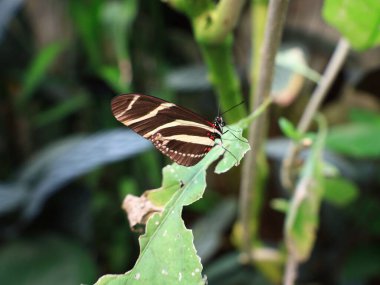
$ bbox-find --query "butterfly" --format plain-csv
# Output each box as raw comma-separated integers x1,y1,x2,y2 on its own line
111,93,235,167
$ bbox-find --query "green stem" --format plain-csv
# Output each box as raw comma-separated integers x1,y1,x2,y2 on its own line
194,0,246,43
280,38,350,189
238,0,269,261
239,0,289,261
200,39,247,123
251,0,268,109
237,95,272,129
164,0,247,123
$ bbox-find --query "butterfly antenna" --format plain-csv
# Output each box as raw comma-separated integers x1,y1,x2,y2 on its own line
220,100,245,116
223,127,249,143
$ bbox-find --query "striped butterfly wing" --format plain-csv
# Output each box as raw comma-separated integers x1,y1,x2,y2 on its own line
111,94,221,166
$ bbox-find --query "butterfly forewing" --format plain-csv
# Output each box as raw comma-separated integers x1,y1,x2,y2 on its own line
111,94,221,166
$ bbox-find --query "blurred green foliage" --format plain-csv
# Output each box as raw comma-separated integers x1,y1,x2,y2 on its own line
0,0,379,285
18,42,64,108
323,0,380,50
326,109,380,157
284,116,326,262
0,235,96,285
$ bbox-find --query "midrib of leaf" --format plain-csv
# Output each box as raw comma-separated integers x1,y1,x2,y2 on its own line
127,147,223,279
96,128,249,284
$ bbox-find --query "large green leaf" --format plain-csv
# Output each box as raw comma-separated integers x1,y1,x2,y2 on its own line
326,109,380,157
323,0,380,50
326,123,380,158
95,127,250,285
349,108,380,124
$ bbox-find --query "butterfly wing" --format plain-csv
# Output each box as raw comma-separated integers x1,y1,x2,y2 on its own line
111,94,219,166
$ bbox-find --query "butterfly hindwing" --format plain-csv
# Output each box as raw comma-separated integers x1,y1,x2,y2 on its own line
111,94,221,166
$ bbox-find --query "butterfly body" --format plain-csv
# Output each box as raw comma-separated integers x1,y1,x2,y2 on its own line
111,94,224,166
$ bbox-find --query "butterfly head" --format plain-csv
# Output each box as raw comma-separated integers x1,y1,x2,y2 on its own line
214,116,225,133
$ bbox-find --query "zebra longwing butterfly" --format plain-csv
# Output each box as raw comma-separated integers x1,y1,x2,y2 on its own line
111,94,225,166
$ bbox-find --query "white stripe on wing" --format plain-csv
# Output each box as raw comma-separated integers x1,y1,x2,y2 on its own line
122,102,175,125
114,95,140,119
160,134,215,146
143,119,217,138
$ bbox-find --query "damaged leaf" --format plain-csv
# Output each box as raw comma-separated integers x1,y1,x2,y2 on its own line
95,127,249,285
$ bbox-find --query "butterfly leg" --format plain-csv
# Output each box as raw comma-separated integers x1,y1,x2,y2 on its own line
214,140,239,166
222,128,249,143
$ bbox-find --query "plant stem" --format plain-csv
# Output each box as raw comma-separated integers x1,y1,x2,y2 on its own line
281,38,350,189
194,0,246,43
200,41,247,122
165,0,247,122
195,0,247,122
297,38,350,132
251,0,268,104
239,0,289,259
283,254,298,285
237,96,272,129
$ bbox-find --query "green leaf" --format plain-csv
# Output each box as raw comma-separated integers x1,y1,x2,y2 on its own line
285,116,326,261
322,0,380,50
278,117,302,141
18,42,63,106
215,127,250,173
349,108,380,124
271,198,289,213
96,163,210,285
95,127,249,285
326,123,380,157
275,46,320,83
0,235,96,285
324,177,358,207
